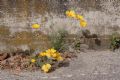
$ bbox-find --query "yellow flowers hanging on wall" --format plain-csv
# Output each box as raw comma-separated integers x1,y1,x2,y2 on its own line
80,20,87,27
32,24,40,29
66,10,76,18
66,10,87,27
76,14,84,20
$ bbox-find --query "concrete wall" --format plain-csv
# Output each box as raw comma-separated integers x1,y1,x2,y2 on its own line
0,0,120,51
0,0,120,34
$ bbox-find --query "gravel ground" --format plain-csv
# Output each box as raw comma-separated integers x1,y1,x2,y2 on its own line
0,49,120,80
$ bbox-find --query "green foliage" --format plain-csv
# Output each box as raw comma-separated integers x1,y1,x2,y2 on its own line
110,33,120,51
49,30,68,52
74,41,81,50
34,56,52,67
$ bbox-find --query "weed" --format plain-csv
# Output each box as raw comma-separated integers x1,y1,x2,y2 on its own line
49,29,68,52
110,33,120,51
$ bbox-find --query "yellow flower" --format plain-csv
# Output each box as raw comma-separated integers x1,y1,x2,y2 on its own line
50,48,56,53
32,24,40,29
51,53,57,58
76,14,84,20
66,10,76,18
46,48,56,53
57,56,63,61
45,52,51,58
80,20,87,27
46,49,51,53
31,59,36,63
45,48,57,58
41,64,51,73
39,52,46,57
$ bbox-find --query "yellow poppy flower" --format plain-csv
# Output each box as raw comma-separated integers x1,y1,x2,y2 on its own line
56,52,61,56
45,52,51,58
39,52,46,57
66,10,76,18
80,20,87,27
57,56,63,61
76,14,84,20
50,48,56,53
51,53,57,58
46,49,51,54
31,59,36,63
41,64,51,73
32,24,40,29
45,48,56,58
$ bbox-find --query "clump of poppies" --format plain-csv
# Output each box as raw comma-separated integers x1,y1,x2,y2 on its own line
31,48,64,73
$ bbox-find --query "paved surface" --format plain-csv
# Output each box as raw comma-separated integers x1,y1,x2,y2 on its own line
0,50,120,80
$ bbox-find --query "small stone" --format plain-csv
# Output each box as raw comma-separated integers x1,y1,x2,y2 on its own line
0,53,8,61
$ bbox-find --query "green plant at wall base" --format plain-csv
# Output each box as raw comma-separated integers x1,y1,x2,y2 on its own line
110,33,120,51
49,30,68,52
74,41,81,50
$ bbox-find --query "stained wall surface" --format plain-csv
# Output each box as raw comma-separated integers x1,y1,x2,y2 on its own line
0,0,120,51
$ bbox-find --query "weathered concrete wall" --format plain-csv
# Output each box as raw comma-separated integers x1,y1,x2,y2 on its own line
0,0,120,51
0,0,119,34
